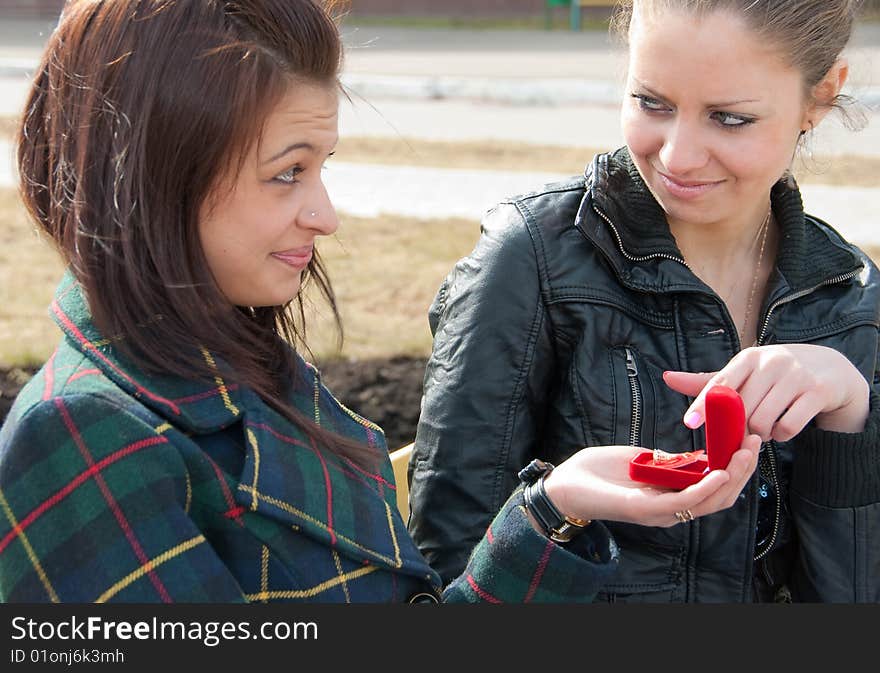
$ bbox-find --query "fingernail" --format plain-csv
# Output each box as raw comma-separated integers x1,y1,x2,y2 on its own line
684,411,702,428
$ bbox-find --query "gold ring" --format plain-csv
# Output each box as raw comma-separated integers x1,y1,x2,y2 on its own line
674,509,694,523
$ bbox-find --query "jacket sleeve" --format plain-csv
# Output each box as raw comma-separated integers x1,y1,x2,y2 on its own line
408,202,558,585
788,364,880,602
442,485,619,603
0,394,248,602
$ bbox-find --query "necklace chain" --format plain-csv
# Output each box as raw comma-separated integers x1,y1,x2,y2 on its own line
738,207,772,348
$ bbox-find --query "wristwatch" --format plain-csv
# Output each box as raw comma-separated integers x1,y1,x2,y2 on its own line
518,459,591,543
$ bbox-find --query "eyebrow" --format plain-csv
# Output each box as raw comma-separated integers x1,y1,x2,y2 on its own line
263,142,315,165
634,80,759,108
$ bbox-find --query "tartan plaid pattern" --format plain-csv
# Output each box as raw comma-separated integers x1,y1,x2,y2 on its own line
0,272,619,602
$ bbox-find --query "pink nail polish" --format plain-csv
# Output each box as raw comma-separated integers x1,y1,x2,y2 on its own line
684,411,702,428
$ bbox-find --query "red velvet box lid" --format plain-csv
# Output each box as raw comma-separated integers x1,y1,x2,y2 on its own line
629,385,746,490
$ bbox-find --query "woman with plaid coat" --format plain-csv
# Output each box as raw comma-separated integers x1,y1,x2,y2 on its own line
0,0,759,604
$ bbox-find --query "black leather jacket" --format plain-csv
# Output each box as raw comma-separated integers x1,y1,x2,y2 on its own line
409,147,880,602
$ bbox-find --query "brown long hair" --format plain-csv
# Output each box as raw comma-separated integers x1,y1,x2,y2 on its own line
18,0,382,470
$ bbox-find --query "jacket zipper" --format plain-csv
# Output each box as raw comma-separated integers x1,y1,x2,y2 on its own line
591,205,691,269
625,348,642,446
753,442,780,561
752,268,863,562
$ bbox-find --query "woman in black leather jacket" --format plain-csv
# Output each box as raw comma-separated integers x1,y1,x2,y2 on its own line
409,0,880,602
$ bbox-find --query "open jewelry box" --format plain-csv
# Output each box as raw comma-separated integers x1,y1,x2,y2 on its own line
629,385,746,490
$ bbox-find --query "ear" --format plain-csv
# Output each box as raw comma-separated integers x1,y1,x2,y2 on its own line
803,57,849,129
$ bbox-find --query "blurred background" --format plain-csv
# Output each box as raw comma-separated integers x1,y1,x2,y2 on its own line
1,0,878,448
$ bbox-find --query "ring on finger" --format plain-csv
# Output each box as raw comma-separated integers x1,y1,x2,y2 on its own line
674,509,694,524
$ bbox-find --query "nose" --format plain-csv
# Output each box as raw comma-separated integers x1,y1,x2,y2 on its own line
658,118,710,176
299,179,339,236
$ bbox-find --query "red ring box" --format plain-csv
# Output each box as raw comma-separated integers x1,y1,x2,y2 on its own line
628,385,746,490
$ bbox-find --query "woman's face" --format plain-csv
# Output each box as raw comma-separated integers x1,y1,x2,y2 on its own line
199,83,339,307
621,8,816,228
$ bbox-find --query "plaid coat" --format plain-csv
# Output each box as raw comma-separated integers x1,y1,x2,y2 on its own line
0,273,618,603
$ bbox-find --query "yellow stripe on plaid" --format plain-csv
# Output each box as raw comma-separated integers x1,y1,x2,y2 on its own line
199,347,240,417
244,564,378,601
260,545,270,604
332,550,352,603
238,484,403,568
95,535,206,603
0,488,59,602
247,428,260,511
313,374,321,425
184,471,192,514
155,423,173,434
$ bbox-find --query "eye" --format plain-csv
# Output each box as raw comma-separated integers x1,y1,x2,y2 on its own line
711,111,755,128
274,165,303,184
631,93,669,112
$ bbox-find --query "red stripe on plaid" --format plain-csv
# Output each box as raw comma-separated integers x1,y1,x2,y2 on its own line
342,455,395,489
224,506,246,519
309,436,336,546
54,398,172,603
486,526,495,544
171,384,240,405
203,456,243,527
52,300,181,415
0,435,168,554
68,368,102,383
466,574,502,603
247,422,309,449
42,350,57,401
523,540,555,603
246,421,394,489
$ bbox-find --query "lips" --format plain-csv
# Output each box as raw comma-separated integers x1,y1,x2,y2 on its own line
657,172,724,200
271,245,313,268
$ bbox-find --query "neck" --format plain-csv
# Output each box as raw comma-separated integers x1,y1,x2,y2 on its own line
670,203,772,288
671,204,776,348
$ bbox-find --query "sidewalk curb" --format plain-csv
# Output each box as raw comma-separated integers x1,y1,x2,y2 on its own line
3,58,879,109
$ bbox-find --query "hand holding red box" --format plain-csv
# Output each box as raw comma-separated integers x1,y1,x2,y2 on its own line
629,385,746,490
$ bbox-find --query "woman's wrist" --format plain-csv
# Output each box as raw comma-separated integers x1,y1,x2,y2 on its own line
518,460,591,543
816,376,870,434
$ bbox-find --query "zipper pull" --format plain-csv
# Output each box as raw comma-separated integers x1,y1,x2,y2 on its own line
625,349,638,377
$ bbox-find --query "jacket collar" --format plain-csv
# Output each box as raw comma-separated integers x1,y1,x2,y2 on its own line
51,271,247,434
50,273,437,582
580,147,863,294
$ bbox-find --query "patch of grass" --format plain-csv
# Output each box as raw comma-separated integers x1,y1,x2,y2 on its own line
0,116,20,139
302,213,480,361
0,186,479,367
0,187,64,368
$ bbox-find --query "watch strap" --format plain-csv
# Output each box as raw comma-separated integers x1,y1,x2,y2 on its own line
521,461,591,543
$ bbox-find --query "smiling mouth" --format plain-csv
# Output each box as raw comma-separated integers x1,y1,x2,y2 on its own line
657,172,723,197
271,246,313,268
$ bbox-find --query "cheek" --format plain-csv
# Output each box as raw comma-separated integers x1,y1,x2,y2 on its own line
621,109,662,162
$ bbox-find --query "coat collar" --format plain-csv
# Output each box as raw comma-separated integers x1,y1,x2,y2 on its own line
50,273,437,583
579,147,863,295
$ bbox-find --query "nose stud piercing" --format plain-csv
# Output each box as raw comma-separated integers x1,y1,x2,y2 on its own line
309,211,317,217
